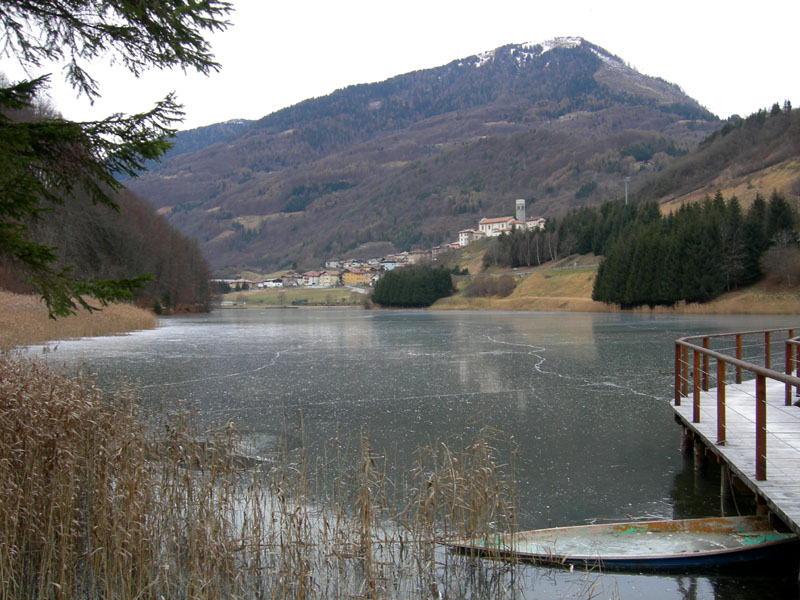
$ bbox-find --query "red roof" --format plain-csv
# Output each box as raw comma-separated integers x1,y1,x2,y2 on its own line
480,216,514,224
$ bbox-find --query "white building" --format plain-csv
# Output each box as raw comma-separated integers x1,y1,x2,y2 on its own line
458,229,485,247
478,216,516,237
526,216,546,231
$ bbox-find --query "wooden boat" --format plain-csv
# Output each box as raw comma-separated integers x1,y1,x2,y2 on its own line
448,515,800,571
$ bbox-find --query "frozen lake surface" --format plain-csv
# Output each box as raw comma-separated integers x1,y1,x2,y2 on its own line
27,309,800,599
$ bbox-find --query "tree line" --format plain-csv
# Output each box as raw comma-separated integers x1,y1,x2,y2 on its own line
372,266,454,307
593,192,794,306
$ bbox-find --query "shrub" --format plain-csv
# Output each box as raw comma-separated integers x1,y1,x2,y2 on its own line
463,275,516,298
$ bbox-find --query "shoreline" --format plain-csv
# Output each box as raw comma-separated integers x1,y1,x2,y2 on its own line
4,278,798,351
0,291,157,350
431,293,800,315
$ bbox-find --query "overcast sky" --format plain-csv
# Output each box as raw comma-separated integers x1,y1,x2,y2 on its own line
7,0,800,130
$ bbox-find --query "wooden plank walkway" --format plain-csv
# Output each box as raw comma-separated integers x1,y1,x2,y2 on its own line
672,379,800,536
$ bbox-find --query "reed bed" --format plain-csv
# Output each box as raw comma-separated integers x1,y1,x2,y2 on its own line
0,291,156,350
0,355,523,599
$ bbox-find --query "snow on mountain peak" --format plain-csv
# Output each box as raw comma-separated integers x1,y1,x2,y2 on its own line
469,37,623,71
532,36,585,53
474,48,496,68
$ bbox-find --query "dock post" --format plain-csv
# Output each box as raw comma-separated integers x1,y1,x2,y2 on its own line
765,331,771,369
681,346,689,398
692,350,701,423
735,334,742,384
786,340,793,406
680,427,694,457
756,374,767,481
716,360,726,445
756,493,768,516
674,343,681,405
693,439,707,470
720,464,733,516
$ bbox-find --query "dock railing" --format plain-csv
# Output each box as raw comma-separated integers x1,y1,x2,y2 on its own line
675,328,800,481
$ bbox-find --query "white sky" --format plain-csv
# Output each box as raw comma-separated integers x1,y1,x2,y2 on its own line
5,0,800,130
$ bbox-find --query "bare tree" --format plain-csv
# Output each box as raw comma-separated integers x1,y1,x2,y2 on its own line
760,231,800,286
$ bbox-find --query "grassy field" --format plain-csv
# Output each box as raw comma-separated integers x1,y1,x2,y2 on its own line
0,291,156,350
435,263,800,314
222,286,366,307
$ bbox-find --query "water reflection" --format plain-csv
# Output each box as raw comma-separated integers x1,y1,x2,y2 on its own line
26,309,800,599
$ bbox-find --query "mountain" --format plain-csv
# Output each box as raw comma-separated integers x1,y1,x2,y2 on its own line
127,37,721,274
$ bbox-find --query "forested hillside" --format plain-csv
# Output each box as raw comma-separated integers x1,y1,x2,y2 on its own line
128,38,720,274
0,187,212,313
638,102,800,205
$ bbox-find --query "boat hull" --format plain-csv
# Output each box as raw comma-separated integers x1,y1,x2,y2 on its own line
449,515,800,572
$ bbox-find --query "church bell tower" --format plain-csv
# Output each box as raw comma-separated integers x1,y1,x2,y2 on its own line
515,198,526,223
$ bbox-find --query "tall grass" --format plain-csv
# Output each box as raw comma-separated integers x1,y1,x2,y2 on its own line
0,291,156,350
0,356,521,599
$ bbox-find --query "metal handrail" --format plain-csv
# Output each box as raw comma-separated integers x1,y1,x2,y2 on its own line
674,328,800,481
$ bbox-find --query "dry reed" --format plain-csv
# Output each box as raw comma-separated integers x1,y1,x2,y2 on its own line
0,356,524,599
0,291,156,350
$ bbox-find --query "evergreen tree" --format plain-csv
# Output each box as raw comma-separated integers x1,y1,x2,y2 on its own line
372,266,454,307
742,194,769,283
766,190,795,241
719,196,747,290
1,1,231,316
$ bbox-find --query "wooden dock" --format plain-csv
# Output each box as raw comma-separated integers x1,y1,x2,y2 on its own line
672,378,800,536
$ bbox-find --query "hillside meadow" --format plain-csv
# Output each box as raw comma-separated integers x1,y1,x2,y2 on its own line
433,261,800,315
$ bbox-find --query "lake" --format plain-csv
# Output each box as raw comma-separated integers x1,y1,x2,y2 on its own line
27,308,800,599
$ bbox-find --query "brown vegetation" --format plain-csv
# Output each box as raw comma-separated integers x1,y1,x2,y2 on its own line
649,108,800,212
0,356,520,598
0,291,155,350
462,274,517,298
659,157,800,214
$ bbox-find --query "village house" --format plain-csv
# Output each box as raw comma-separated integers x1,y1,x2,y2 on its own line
319,270,340,287
302,270,321,286
342,267,371,286
526,216,547,230
282,273,301,287
407,249,431,265
255,278,283,289
458,228,485,247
